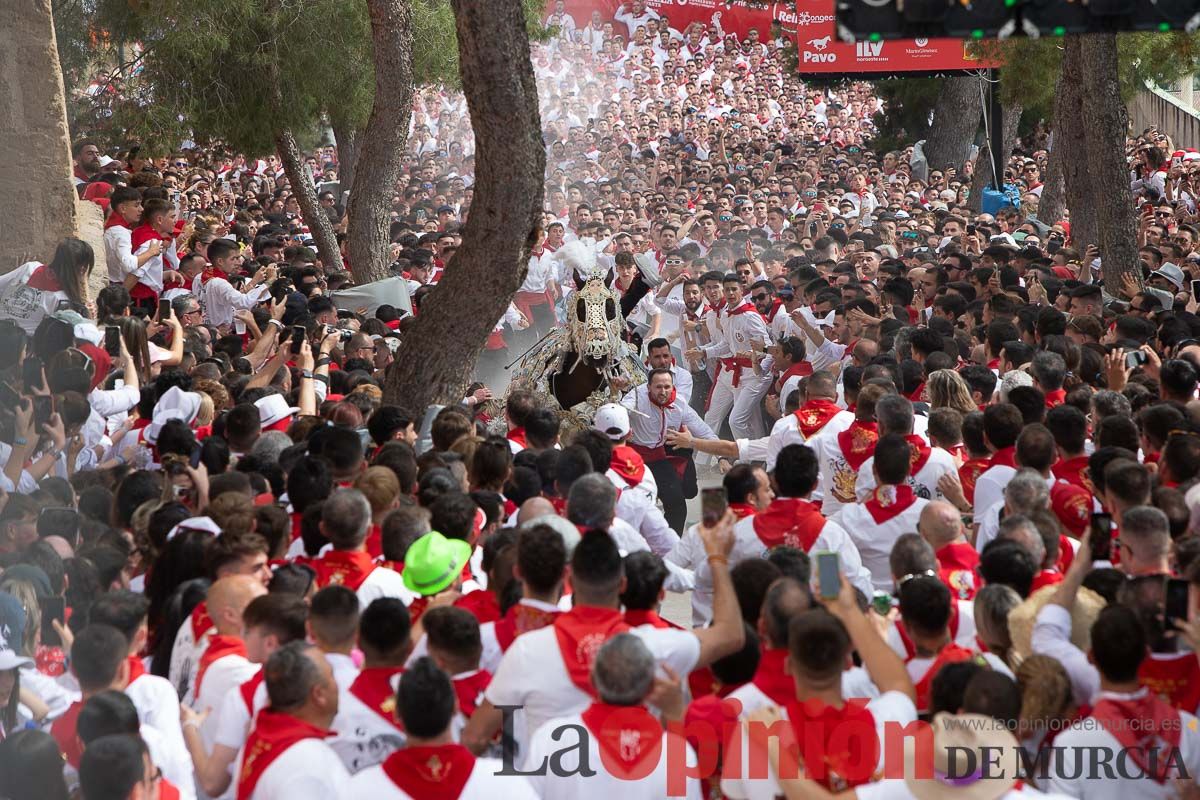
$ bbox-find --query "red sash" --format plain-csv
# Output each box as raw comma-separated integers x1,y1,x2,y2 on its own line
310,549,378,591
718,356,754,387
988,446,1017,470
610,444,647,487
195,635,247,698
27,264,62,293
452,670,492,718
905,435,931,476
381,744,476,800
453,590,501,624
1091,692,1183,783
751,647,794,705
786,698,879,789
580,702,664,779
494,602,561,651
752,498,827,552
624,609,683,630
958,457,991,505
237,710,335,800
836,421,878,471
935,542,980,601
863,485,918,525
552,605,630,696
51,700,84,767
349,666,405,728
1139,652,1200,711
913,644,975,713
507,427,528,449
795,399,842,439
240,669,265,715
1044,388,1066,408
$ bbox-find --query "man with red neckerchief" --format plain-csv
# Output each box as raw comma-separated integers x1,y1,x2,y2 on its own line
234,642,347,800
919,501,980,601
478,525,565,674
853,394,956,506
766,370,854,473
308,489,410,608
809,384,886,521
727,578,814,716
463,516,746,758
503,389,538,455
972,403,1024,528
422,606,494,742
896,575,989,714
1031,351,1069,409
723,575,918,800
332,598,412,773
667,463,774,626
523,632,705,799
347,657,536,800
190,577,266,751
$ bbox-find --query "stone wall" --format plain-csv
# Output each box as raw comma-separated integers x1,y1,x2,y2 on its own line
0,0,78,272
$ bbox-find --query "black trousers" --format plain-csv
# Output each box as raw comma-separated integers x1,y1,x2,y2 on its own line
647,447,698,533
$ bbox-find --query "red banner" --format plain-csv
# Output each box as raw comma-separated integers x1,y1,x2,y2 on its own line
550,0,989,73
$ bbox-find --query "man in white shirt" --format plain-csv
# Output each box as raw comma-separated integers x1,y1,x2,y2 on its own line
234,643,349,800
190,575,266,746
615,0,661,38
523,633,703,799
347,656,537,799
644,336,693,404
765,370,854,472
196,238,274,330
308,490,412,608
462,514,745,759
972,403,1024,527
854,394,955,503
103,186,148,287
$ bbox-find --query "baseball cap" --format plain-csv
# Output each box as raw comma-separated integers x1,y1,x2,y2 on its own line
592,403,631,442
402,531,473,597
255,394,301,433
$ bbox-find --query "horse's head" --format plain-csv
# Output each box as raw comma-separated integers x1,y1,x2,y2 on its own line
570,270,623,364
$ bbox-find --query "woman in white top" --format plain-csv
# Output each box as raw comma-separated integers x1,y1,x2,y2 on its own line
0,238,94,336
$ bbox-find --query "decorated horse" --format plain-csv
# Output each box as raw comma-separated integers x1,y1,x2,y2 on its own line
495,240,648,432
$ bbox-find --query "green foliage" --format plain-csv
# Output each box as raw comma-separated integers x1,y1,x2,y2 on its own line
52,0,96,98
413,0,553,89
869,77,944,153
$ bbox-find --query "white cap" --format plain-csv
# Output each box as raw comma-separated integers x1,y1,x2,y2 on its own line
166,516,222,542
592,403,630,442
255,394,301,429
0,647,32,671
73,322,103,347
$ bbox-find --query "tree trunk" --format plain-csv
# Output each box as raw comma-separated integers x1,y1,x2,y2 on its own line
1058,36,1098,252
1038,128,1067,226
345,0,414,285
967,101,1022,214
0,0,78,271
382,0,545,409
274,128,345,271
1078,33,1139,295
922,76,984,175
331,116,361,198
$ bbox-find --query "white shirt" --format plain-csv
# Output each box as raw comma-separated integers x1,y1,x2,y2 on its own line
0,261,71,336
195,652,259,751
330,673,406,774
237,735,349,800
522,711,703,800
199,275,271,329
765,408,855,472
859,780,1071,800
837,495,931,591
126,669,189,783
104,223,138,284
172,613,211,707
485,622,700,756
356,563,417,608
346,753,536,800
973,464,1016,526
620,384,715,448
612,475,677,552
326,652,361,694
854,446,957,503
478,598,559,674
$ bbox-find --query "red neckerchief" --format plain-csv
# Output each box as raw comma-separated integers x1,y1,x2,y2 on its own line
786,698,879,789
1053,455,1094,494
127,654,147,686
236,709,335,800
1139,652,1200,712
507,427,528,449
1050,481,1091,538
610,444,647,487
381,745,475,800
1030,569,1064,593
958,457,990,505
545,494,567,515
51,700,84,767
936,542,980,601
624,609,683,630
26,264,62,292
104,212,132,230
494,602,561,651
239,669,265,715
760,298,784,323
1091,692,1183,783
775,361,813,395
987,358,1000,370
836,421,878,471
752,497,827,551
1044,388,1066,408
1145,451,1162,465
685,303,711,322
364,523,383,559
864,485,917,525
906,434,931,475
913,644,976,713
552,605,630,697
452,670,492,718
191,601,214,639
729,502,757,520
751,647,794,705
453,590,501,624
795,398,842,438
199,265,224,285
131,222,166,252
195,634,247,698
580,703,664,780
725,301,756,317
989,446,1017,469
310,549,378,592
349,666,405,728
906,380,926,403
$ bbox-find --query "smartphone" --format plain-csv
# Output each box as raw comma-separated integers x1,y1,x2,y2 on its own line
33,395,53,428
700,487,727,527
22,356,43,394
40,595,65,648
158,298,172,320
291,325,306,355
0,382,19,409
816,551,840,599
38,507,79,546
1192,280,1200,303
1126,350,1148,369
105,326,122,357
1166,577,1190,631
1089,512,1113,562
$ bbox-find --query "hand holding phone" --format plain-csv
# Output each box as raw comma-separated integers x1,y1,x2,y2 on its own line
1089,512,1113,562
105,327,122,358
701,487,727,527
1166,577,1190,632
816,551,840,599
291,325,306,355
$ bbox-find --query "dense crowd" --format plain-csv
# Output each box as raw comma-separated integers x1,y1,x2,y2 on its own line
4,2,1200,800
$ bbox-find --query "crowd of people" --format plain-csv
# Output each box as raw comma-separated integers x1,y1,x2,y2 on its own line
4,2,1200,800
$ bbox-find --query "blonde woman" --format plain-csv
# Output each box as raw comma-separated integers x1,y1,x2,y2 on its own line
927,368,978,415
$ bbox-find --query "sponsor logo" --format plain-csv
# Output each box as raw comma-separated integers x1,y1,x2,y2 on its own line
807,35,832,50
915,37,929,46
856,40,884,58
793,11,835,25
803,50,837,62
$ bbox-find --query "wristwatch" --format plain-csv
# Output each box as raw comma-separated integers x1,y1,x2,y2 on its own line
301,369,314,379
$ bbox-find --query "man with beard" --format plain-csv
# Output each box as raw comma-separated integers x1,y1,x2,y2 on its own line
657,276,712,415
73,140,102,195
